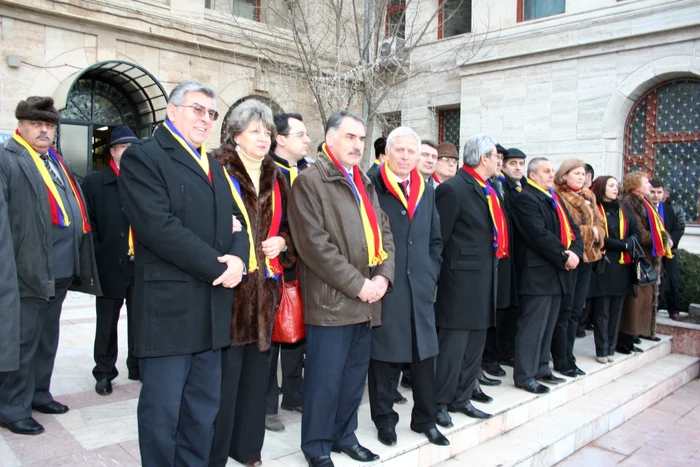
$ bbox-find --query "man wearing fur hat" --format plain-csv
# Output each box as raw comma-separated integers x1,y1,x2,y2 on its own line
0,96,101,435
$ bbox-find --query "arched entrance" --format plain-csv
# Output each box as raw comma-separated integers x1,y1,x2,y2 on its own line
220,95,284,144
54,61,167,177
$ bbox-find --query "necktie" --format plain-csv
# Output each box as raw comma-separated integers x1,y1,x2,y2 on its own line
400,180,409,197
515,182,522,192
40,154,65,189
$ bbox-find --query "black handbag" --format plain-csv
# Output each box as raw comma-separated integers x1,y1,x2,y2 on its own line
631,237,657,286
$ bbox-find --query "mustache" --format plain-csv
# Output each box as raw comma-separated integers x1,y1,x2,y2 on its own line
348,150,361,156
37,132,50,139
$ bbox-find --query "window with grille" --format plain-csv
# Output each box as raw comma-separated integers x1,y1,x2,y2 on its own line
386,0,406,39
518,0,564,22
438,0,471,39
380,111,402,137
624,79,700,223
439,108,460,149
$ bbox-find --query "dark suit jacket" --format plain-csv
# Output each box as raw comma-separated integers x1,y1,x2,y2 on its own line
660,201,685,253
119,125,250,358
0,176,20,372
434,168,498,330
370,171,442,362
512,181,583,296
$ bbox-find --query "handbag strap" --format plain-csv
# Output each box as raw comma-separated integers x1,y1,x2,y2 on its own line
631,236,646,260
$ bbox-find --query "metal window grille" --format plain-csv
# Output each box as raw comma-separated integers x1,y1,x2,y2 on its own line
439,108,460,149
381,111,402,137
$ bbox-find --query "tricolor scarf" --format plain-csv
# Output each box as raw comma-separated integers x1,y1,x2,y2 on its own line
431,173,441,185
597,203,631,265
373,158,381,166
13,131,91,233
526,178,575,248
465,166,509,258
322,143,387,267
380,163,425,221
109,160,136,256
163,120,211,182
498,171,522,192
274,161,299,186
640,195,673,258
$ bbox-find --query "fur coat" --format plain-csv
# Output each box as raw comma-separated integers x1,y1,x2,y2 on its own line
215,144,296,351
555,185,606,264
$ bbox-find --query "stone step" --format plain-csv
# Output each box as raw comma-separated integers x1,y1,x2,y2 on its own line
435,353,700,467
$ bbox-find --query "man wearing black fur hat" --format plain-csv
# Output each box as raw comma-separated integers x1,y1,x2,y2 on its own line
82,126,141,397
0,96,101,435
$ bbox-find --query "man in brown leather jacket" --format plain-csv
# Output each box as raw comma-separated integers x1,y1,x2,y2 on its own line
288,111,395,467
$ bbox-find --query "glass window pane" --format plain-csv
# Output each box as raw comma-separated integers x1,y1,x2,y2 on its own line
629,102,647,154
657,82,700,133
59,124,90,178
442,0,471,38
655,142,700,223
233,0,256,20
523,0,565,21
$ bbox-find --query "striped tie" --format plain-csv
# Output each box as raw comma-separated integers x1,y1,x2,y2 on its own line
40,154,65,189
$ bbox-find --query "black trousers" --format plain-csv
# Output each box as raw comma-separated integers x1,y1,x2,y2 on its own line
663,256,680,314
301,323,371,459
93,267,138,381
138,349,221,467
211,343,268,466
482,306,518,364
265,340,305,415
551,263,592,371
435,328,487,410
592,296,625,357
514,294,561,385
0,277,72,423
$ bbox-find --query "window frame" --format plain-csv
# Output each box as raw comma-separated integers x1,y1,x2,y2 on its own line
438,108,461,148
385,0,407,39
516,0,565,23
438,0,472,40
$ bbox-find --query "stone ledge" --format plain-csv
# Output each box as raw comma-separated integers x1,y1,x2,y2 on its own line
657,311,700,357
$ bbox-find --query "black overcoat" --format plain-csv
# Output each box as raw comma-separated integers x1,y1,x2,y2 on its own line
661,201,685,253
119,125,250,358
494,180,517,310
434,168,498,330
0,176,20,372
82,167,131,299
512,181,583,296
369,171,442,362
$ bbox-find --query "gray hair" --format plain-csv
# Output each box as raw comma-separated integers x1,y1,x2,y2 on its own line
325,110,366,134
386,126,421,154
527,157,550,177
168,81,217,108
225,99,276,143
463,134,496,168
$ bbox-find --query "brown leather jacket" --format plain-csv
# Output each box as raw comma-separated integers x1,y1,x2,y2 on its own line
287,154,395,327
554,185,606,263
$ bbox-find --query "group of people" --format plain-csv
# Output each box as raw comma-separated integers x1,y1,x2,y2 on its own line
0,79,685,467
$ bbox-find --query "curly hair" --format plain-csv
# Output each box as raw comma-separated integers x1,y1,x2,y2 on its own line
621,171,649,194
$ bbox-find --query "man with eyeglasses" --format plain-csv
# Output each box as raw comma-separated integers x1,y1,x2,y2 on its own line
265,113,312,433
118,80,249,466
434,142,459,185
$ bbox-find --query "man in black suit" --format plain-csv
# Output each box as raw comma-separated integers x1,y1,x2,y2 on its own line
649,179,685,320
82,126,141,396
368,127,448,447
118,81,249,466
511,157,583,394
434,134,505,427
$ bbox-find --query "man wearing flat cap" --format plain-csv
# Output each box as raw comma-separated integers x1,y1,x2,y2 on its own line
433,142,459,185
0,96,101,436
82,126,141,397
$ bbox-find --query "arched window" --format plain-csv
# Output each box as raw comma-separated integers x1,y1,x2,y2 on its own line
624,79,700,223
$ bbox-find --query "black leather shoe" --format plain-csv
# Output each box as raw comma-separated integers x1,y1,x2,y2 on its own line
281,404,303,413
331,444,379,462
471,388,493,403
393,394,408,405
95,378,113,396
573,365,586,376
616,345,632,354
641,335,661,342
478,374,502,386
499,357,514,367
537,374,565,385
128,370,141,381
482,361,506,377
413,425,450,446
436,407,453,428
633,337,641,344
32,400,69,414
632,346,644,353
377,428,397,446
0,417,44,435
400,376,412,389
576,330,586,338
516,381,550,394
449,402,492,419
557,368,577,378
307,455,334,467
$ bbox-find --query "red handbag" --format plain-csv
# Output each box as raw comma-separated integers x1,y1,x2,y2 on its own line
271,277,305,344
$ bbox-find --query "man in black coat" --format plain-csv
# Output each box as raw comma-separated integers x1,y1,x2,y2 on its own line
368,127,448,447
0,176,20,374
0,97,102,436
82,126,141,396
434,134,505,427
511,157,583,394
118,81,249,466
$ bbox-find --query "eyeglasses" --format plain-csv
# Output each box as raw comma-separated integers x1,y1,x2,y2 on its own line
178,104,219,121
283,131,309,139
438,156,458,164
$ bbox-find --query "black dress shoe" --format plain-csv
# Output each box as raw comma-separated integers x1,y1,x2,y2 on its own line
95,378,113,396
377,428,397,446
482,361,506,377
632,346,644,353
436,407,453,428
537,374,565,385
400,376,412,389
281,404,303,413
478,374,502,386
32,400,69,414
641,335,661,342
573,365,586,376
307,455,334,467
331,444,379,462
413,425,450,446
499,357,514,367
616,345,632,355
393,394,408,404
449,402,492,419
0,417,44,435
128,370,141,381
471,388,493,403
576,330,586,338
516,381,550,394
633,337,642,344
557,368,578,378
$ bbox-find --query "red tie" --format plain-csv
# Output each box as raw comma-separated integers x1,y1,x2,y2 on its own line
400,180,409,196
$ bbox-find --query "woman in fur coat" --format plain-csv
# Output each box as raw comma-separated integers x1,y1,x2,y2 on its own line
551,158,606,377
618,172,672,349
210,99,295,467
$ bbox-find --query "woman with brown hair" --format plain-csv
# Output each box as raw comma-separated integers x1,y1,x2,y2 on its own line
210,99,295,467
618,172,672,351
551,158,606,377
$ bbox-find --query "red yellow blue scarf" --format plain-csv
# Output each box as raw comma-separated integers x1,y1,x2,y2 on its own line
109,159,135,256
13,130,91,234
380,163,425,221
597,203,631,265
526,178,575,248
163,120,211,182
274,161,299,186
640,195,673,258
465,166,510,258
323,143,387,267
431,173,441,185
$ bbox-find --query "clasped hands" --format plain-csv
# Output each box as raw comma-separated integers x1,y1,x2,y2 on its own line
213,255,245,288
564,250,580,271
357,275,389,304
